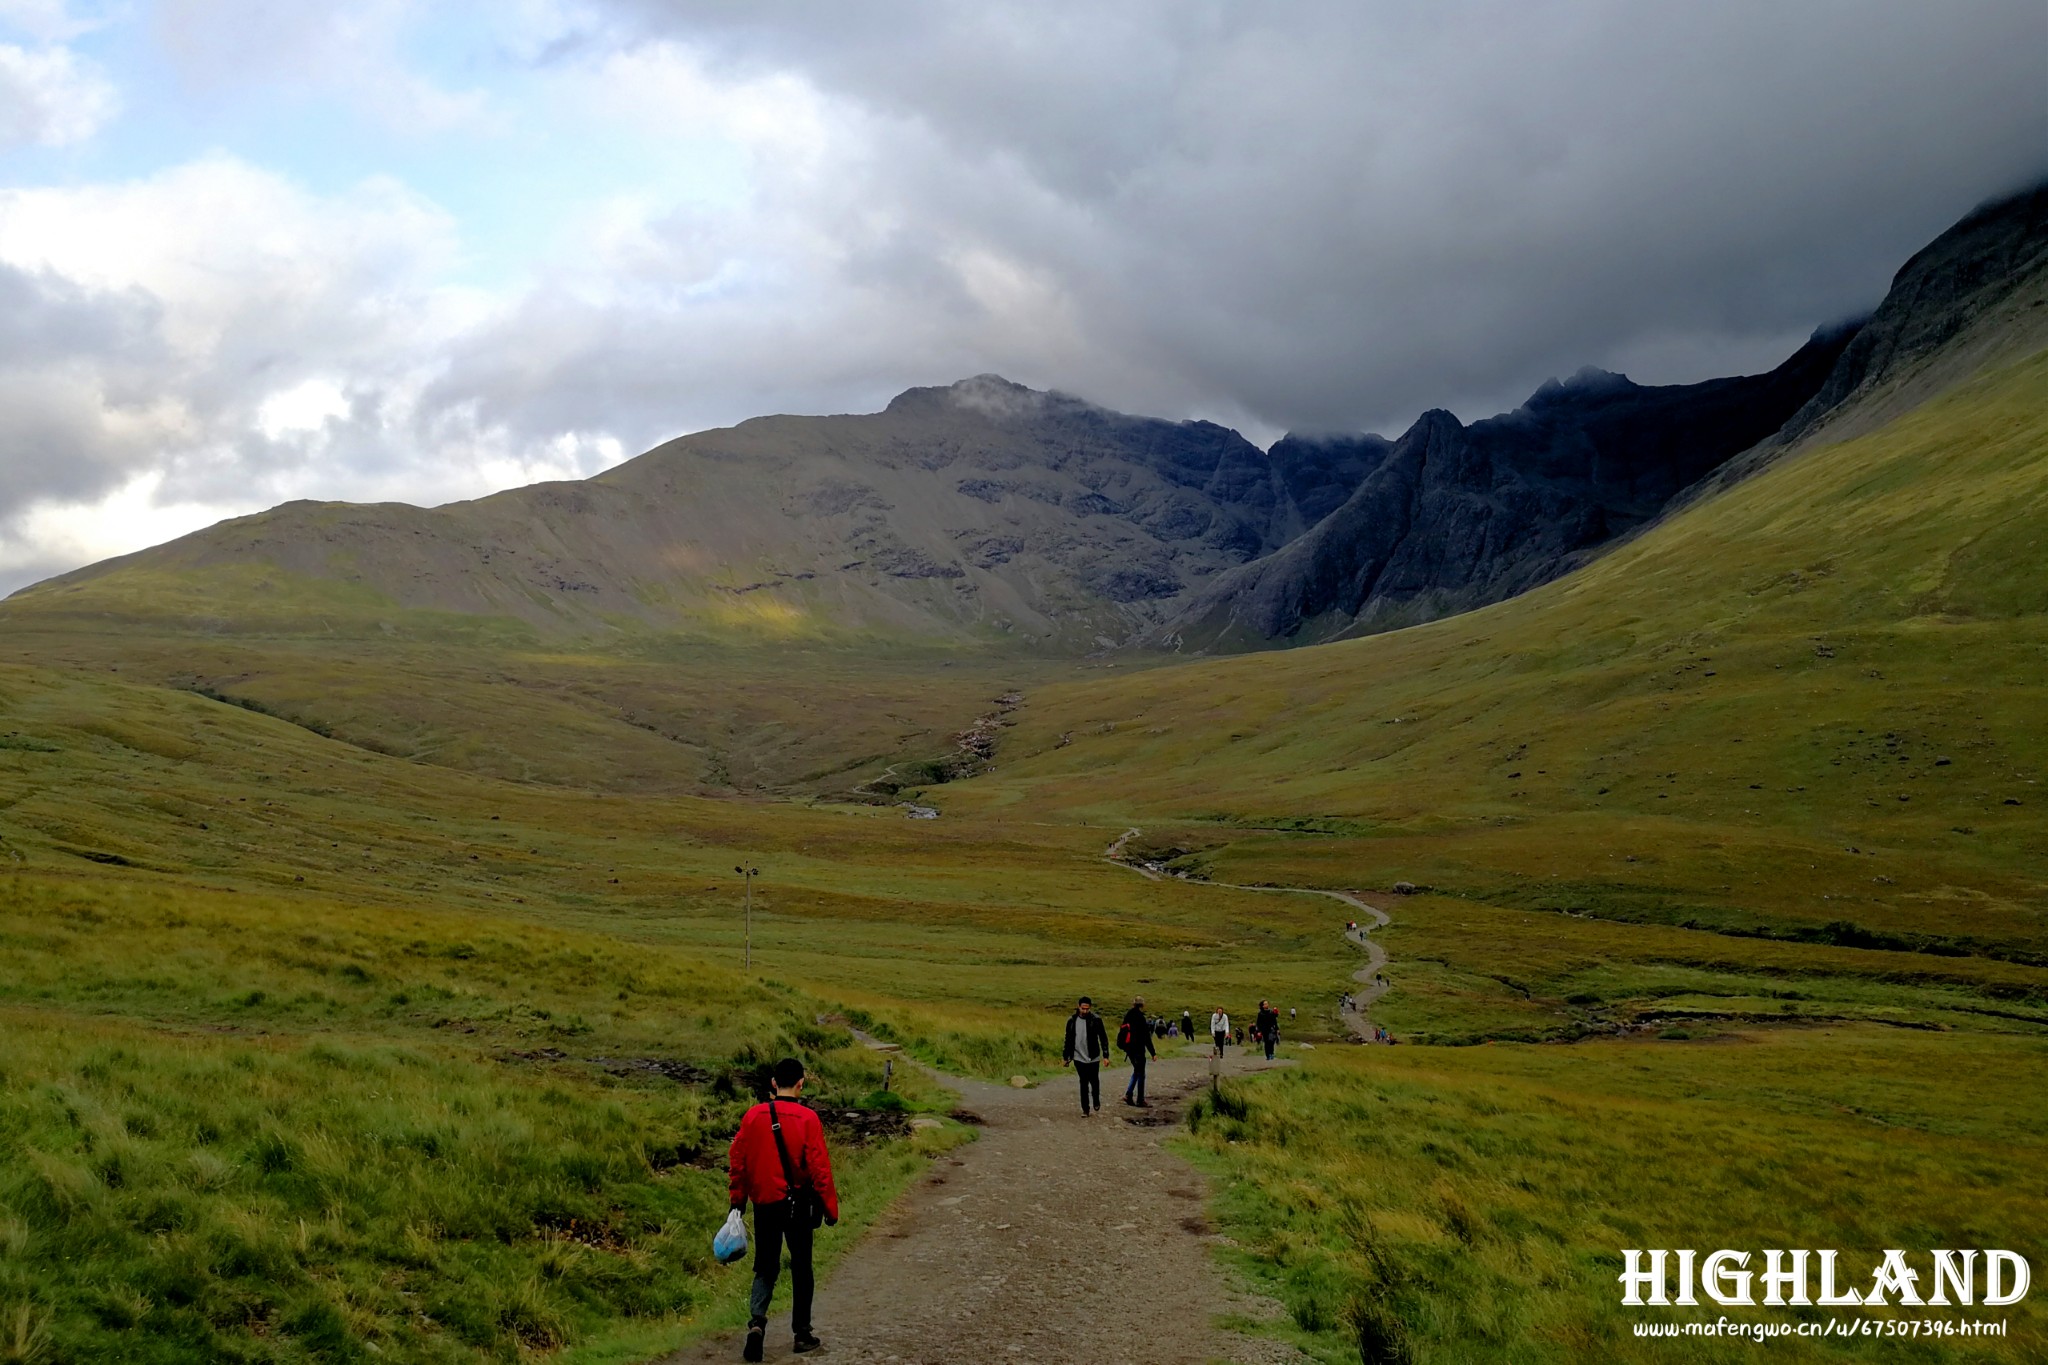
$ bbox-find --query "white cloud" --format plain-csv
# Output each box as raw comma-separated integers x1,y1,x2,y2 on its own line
0,149,642,592
2,1,2045,596
0,158,462,575
0,0,102,44
152,0,490,133
0,469,225,585
0,39,115,147
255,378,352,440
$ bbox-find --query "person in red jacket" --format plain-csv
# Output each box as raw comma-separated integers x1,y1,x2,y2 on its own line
729,1057,840,1360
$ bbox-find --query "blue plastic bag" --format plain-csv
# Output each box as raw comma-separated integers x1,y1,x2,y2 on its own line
713,1209,748,1265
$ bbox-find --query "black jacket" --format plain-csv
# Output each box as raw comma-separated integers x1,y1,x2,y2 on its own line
1063,1011,1110,1063
1256,1007,1280,1038
1121,1005,1158,1059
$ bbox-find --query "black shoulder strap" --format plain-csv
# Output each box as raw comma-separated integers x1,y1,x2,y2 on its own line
765,1096,809,1194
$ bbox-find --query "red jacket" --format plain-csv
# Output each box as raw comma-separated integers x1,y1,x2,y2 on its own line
728,1097,840,1220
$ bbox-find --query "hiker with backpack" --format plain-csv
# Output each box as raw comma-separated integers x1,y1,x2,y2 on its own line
1181,1008,1195,1044
1256,1000,1281,1061
1120,996,1158,1107
729,1058,840,1361
1063,995,1111,1116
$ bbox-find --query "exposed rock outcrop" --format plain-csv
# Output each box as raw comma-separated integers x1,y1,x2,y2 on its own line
1162,325,1857,646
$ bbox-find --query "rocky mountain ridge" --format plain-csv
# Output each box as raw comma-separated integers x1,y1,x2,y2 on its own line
15,183,2045,653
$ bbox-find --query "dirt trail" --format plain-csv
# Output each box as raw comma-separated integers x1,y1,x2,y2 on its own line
659,1052,1307,1365
662,830,1388,1364
1105,828,1392,1040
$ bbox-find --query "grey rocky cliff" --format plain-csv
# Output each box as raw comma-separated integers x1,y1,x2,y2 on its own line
1163,326,1857,647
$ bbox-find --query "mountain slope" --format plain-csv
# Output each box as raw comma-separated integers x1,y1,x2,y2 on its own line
966,345,2048,960
1688,181,2048,500
16,377,1302,650
1165,183,2048,649
1162,324,1856,646
11,341,1853,654
28,187,2040,656
18,326,1899,658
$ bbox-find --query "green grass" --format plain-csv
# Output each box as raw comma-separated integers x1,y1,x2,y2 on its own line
0,664,1349,1359
0,867,980,1362
0,351,2042,1360
1181,1028,2048,1363
957,349,2048,1360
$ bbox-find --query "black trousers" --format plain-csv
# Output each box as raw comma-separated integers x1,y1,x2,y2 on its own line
749,1199,815,1335
1074,1060,1101,1112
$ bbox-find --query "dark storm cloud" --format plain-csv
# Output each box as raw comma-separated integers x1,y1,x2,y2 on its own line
3,1,2043,594
575,0,2048,436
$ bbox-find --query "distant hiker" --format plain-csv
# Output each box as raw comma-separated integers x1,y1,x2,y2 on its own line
1121,996,1159,1107
1064,995,1110,1116
1182,1009,1195,1042
1210,1007,1230,1057
1256,1000,1280,1061
729,1057,840,1361
1289,1006,1297,1022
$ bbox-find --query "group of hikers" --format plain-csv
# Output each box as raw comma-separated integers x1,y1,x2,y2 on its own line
1060,994,1294,1112
720,997,1295,1357
724,976,1356,1356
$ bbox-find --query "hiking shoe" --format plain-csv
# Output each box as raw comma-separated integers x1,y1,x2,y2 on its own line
794,1333,823,1353
742,1326,764,1362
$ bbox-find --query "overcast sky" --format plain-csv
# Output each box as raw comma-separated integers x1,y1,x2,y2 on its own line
0,0,2042,592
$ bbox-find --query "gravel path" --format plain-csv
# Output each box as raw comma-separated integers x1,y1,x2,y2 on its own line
660,1052,1309,1365
1104,828,1393,1040
661,833,1394,1364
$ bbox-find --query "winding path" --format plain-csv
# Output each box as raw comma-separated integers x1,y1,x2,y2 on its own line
660,829,1389,1364
1104,828,1392,1040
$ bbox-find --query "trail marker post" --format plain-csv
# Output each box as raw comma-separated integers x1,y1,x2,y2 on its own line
735,863,757,970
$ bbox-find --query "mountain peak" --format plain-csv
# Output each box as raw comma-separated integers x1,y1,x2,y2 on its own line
1527,366,1636,406
885,374,1053,419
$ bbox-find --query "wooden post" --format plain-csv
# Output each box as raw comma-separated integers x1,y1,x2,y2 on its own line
734,864,757,970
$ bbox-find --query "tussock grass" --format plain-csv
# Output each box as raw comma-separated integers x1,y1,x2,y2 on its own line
0,345,2042,1360
1182,1030,2048,1362
980,352,2048,1359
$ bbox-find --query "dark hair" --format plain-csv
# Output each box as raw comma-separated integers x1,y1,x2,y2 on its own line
772,1057,806,1089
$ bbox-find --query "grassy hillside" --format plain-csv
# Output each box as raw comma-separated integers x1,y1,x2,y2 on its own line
0,351,2042,1360
974,349,2048,960
4,375,1302,652
1186,1028,2048,1363
941,348,2048,1360
0,588,1078,796
0,661,1349,1359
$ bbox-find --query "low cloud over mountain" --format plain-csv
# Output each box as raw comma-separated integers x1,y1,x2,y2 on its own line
0,1,2041,591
